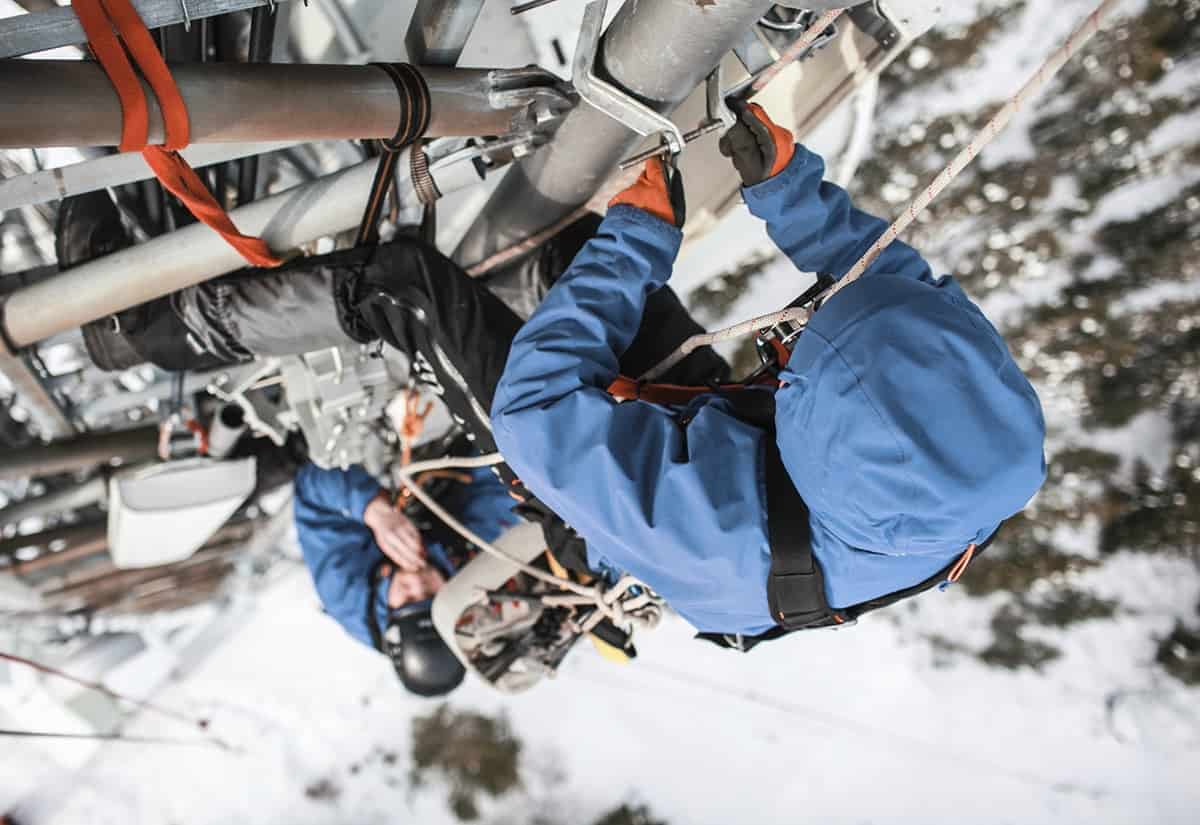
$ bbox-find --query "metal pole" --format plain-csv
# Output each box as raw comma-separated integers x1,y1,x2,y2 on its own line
0,479,107,527
235,5,278,206
313,0,371,63
0,350,75,439
454,0,776,265
0,150,485,348
0,0,293,59
0,62,543,148
405,0,486,66
0,141,297,212
0,428,158,482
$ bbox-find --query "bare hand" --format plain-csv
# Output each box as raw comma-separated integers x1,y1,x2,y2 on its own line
363,492,425,572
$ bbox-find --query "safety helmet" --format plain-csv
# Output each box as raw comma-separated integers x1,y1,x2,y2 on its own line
381,601,466,697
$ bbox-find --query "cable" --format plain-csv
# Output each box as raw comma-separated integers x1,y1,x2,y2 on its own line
825,0,1121,299
0,650,210,732
0,728,232,749
644,0,1122,376
394,454,661,629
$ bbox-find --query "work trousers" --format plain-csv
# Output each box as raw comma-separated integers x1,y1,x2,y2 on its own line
348,219,730,456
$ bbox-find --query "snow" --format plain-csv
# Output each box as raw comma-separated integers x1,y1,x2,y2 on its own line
3,555,1198,824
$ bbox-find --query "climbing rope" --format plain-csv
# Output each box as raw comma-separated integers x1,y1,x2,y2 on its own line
825,0,1121,298
394,453,663,631
643,0,1123,378
749,8,845,95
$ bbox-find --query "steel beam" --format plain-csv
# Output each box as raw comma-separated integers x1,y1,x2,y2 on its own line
405,0,486,66
0,62,549,148
0,351,74,439
454,0,775,265
0,141,297,212
0,148,486,348
0,427,158,482
0,0,293,60
0,478,107,526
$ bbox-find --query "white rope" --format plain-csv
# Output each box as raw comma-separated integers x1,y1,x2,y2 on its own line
825,0,1121,299
394,453,661,629
642,0,1120,377
639,307,808,381
750,8,846,94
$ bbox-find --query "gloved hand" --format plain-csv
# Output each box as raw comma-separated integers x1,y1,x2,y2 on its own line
608,156,686,227
718,102,796,187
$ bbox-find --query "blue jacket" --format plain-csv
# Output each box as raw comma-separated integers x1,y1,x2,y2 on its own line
491,145,1046,636
293,463,519,647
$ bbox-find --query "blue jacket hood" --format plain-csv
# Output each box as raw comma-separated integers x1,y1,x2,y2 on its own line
776,272,1047,555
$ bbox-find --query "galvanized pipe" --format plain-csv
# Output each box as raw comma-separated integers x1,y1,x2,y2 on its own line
0,478,107,526
0,62,536,148
0,141,297,212
455,0,775,264
1,149,485,348
405,0,486,66
0,427,158,482
0,521,105,560
0,0,293,60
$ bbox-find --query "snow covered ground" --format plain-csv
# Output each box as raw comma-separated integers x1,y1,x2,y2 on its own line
3,0,1199,821
2,552,1198,824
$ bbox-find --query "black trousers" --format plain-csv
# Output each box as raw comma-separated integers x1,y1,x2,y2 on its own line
348,222,730,456
90,213,730,456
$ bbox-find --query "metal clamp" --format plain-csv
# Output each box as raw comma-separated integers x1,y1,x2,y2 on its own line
618,65,735,171
483,66,575,141
573,0,684,164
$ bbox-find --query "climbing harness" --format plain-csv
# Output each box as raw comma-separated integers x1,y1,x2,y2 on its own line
644,0,1123,380
70,0,282,267
394,453,664,634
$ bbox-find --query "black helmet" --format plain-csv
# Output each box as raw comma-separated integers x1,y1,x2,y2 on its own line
381,602,466,697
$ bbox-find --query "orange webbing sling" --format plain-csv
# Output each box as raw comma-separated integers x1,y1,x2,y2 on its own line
71,0,283,268
606,374,779,406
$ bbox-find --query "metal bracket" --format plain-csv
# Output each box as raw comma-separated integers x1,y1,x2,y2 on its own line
573,0,684,161
617,65,734,171
206,359,287,447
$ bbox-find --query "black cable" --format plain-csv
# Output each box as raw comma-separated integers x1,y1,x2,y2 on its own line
355,64,431,246
236,5,278,206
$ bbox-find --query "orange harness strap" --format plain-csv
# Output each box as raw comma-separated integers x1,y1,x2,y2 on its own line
71,0,283,268
606,374,779,407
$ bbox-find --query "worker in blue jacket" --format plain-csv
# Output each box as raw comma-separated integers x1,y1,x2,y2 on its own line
124,100,1045,649
490,102,1047,641
293,460,519,695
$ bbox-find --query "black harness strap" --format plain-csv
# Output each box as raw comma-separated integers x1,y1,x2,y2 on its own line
695,387,998,651
763,437,844,630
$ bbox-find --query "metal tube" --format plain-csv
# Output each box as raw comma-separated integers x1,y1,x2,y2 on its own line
313,0,371,63
454,0,775,264
0,427,158,482
0,0,294,60
0,141,298,212
0,478,107,525
404,0,486,66
0,521,104,559
0,350,74,439
0,62,536,148
235,5,278,206
2,149,486,348
205,405,246,459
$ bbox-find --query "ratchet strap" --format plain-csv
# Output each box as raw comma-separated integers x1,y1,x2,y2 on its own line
71,0,283,268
